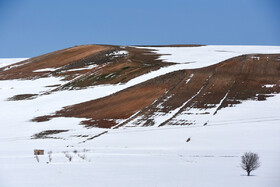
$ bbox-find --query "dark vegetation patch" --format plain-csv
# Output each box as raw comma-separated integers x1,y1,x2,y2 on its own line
31,130,69,139
7,94,38,101
79,131,108,143
256,94,273,101
122,66,131,70
73,135,90,138
45,84,61,88
32,115,52,122
86,131,108,141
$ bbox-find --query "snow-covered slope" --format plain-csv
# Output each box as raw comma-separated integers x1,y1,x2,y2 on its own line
142,45,280,67
0,58,28,68
0,45,280,187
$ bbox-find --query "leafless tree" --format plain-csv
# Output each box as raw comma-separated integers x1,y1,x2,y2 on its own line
241,152,260,176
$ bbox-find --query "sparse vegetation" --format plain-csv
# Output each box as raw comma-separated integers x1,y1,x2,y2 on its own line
83,148,90,152
31,130,68,139
7,94,38,101
77,154,86,160
64,152,73,162
122,66,131,70
77,153,91,162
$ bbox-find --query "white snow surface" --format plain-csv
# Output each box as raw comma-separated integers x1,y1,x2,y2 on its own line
140,45,280,68
0,58,28,68
33,65,99,73
262,84,276,88
64,64,98,72
0,46,280,187
33,68,59,72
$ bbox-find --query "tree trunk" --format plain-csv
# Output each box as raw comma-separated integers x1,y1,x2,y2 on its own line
247,171,250,176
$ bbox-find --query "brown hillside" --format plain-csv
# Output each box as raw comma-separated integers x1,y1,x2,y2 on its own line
0,45,110,80
33,53,280,128
0,45,173,90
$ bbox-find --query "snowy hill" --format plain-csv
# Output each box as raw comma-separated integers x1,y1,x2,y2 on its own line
0,45,280,187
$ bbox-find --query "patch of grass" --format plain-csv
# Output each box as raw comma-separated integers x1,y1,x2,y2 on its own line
122,66,131,70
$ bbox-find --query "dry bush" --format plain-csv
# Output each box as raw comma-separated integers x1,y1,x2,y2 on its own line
48,151,52,163
78,154,86,160
64,152,73,162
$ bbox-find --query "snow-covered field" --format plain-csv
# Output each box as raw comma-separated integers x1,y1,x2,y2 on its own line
0,46,280,187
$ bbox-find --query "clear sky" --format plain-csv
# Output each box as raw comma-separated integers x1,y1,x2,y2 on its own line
0,0,279,57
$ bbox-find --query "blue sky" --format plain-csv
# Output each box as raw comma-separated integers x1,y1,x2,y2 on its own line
0,0,279,57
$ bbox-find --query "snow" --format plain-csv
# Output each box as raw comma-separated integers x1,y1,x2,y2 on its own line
138,45,280,68
106,50,128,56
63,64,98,72
0,58,28,68
185,73,194,84
251,56,260,60
33,65,99,72
0,46,280,187
0,94,279,187
33,68,59,72
262,84,275,88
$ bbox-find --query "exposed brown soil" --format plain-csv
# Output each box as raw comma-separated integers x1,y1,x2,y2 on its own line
58,46,173,89
33,53,280,128
33,82,174,127
0,45,173,95
137,54,280,126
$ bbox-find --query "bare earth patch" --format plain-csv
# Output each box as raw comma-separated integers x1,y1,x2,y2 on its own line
7,94,38,101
